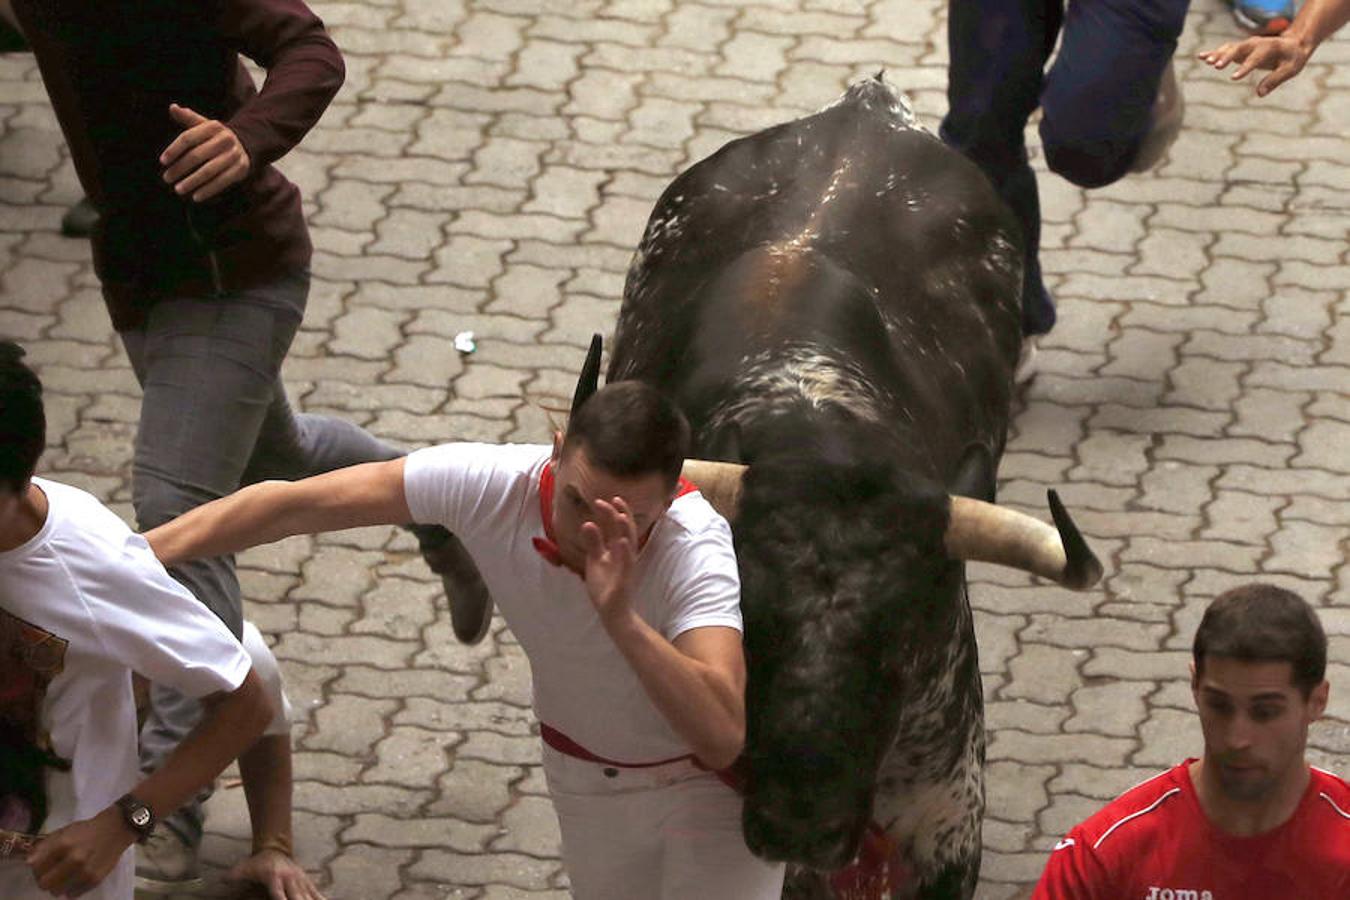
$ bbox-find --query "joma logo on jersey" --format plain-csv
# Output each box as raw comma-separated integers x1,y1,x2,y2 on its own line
1145,888,1213,900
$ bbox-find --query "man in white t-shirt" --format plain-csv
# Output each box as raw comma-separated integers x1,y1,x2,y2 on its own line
0,341,273,900
146,380,786,899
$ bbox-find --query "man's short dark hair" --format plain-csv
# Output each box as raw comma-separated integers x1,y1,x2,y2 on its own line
1193,584,1327,696
563,381,690,489
0,340,44,494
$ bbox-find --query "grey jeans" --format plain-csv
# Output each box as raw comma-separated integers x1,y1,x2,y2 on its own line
122,271,403,843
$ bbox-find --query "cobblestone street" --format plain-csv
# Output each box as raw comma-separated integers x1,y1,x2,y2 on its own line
0,1,1346,897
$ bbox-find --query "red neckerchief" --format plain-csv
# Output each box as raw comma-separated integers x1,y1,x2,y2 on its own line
828,823,912,898
531,461,697,574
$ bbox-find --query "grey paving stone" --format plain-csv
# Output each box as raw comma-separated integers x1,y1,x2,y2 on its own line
6,2,1347,896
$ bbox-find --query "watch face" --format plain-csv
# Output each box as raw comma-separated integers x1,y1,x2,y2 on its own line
131,807,151,827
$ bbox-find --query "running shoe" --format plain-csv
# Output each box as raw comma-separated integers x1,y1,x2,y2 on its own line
1228,0,1296,36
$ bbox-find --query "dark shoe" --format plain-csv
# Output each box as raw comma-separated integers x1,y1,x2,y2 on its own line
135,826,204,895
60,197,98,238
417,528,495,645
1130,59,1184,174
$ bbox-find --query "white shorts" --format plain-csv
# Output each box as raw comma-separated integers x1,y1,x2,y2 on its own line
542,744,786,900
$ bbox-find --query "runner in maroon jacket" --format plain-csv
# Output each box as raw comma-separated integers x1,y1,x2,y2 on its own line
1033,584,1349,899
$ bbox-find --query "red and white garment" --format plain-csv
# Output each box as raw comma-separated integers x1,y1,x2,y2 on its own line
404,443,782,898
1033,759,1350,899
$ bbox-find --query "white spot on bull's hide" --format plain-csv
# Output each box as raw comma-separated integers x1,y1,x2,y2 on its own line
706,344,892,435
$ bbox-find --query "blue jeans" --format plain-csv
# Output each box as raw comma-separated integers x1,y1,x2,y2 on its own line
941,0,1190,336
122,271,404,843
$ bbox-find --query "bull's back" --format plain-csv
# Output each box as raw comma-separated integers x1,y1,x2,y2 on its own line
611,78,1023,477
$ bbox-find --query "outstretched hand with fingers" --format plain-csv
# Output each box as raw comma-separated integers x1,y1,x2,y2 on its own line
160,104,251,201
226,849,328,900
1197,36,1311,96
581,496,639,624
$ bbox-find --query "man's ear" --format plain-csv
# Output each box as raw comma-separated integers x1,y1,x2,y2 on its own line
1309,680,1329,721
551,430,564,463
1189,661,1199,694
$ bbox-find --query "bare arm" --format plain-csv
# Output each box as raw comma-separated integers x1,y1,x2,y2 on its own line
606,620,746,770
230,735,326,900
1198,0,1350,95
28,671,274,896
146,459,412,566
582,498,746,770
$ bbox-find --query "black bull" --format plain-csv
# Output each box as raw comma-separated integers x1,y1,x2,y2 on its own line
581,78,1102,898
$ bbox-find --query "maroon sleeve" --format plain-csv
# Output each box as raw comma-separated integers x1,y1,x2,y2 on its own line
216,0,345,169
1030,828,1112,900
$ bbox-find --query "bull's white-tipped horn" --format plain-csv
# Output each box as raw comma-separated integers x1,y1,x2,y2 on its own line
680,460,747,521
945,489,1103,589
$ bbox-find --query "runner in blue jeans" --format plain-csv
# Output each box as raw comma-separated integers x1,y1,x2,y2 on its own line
941,0,1190,372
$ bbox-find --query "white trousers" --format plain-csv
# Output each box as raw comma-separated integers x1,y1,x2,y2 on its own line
542,744,786,900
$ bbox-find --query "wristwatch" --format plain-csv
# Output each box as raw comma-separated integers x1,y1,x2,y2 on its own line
114,794,156,844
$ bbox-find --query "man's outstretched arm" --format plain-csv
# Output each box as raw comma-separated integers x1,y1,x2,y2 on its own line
147,458,412,565
1198,0,1350,96
28,671,273,896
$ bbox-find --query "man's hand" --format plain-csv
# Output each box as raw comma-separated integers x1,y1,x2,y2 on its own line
580,496,639,624
1197,37,1312,96
27,807,135,898
160,104,252,201
226,849,328,900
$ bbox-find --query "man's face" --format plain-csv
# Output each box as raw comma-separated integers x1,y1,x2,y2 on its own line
1192,656,1328,803
550,439,675,571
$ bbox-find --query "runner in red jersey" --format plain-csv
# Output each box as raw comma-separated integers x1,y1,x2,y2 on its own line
1034,584,1349,899
1034,761,1350,898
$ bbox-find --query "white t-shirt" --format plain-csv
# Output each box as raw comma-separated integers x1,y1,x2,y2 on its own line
404,443,743,763
0,478,251,900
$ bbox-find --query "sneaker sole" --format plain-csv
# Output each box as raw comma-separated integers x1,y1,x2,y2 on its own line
1232,9,1292,35
134,875,205,895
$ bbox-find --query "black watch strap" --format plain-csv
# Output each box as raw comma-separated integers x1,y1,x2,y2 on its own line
115,793,156,844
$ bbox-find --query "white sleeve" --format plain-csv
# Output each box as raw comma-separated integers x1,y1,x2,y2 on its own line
403,442,520,536
662,517,744,641
83,533,251,699
241,622,292,736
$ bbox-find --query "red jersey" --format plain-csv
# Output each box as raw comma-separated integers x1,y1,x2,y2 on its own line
1032,760,1350,900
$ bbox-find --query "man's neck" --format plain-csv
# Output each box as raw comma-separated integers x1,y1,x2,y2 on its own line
0,482,48,552
1189,758,1310,837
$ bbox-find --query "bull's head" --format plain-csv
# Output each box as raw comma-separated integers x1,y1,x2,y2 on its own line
684,445,1100,871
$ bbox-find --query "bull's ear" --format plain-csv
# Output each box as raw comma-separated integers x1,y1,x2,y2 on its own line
950,442,996,503
570,333,603,417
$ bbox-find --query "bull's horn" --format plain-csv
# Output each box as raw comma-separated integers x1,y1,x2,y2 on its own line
945,489,1103,589
570,333,603,417
680,460,747,521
